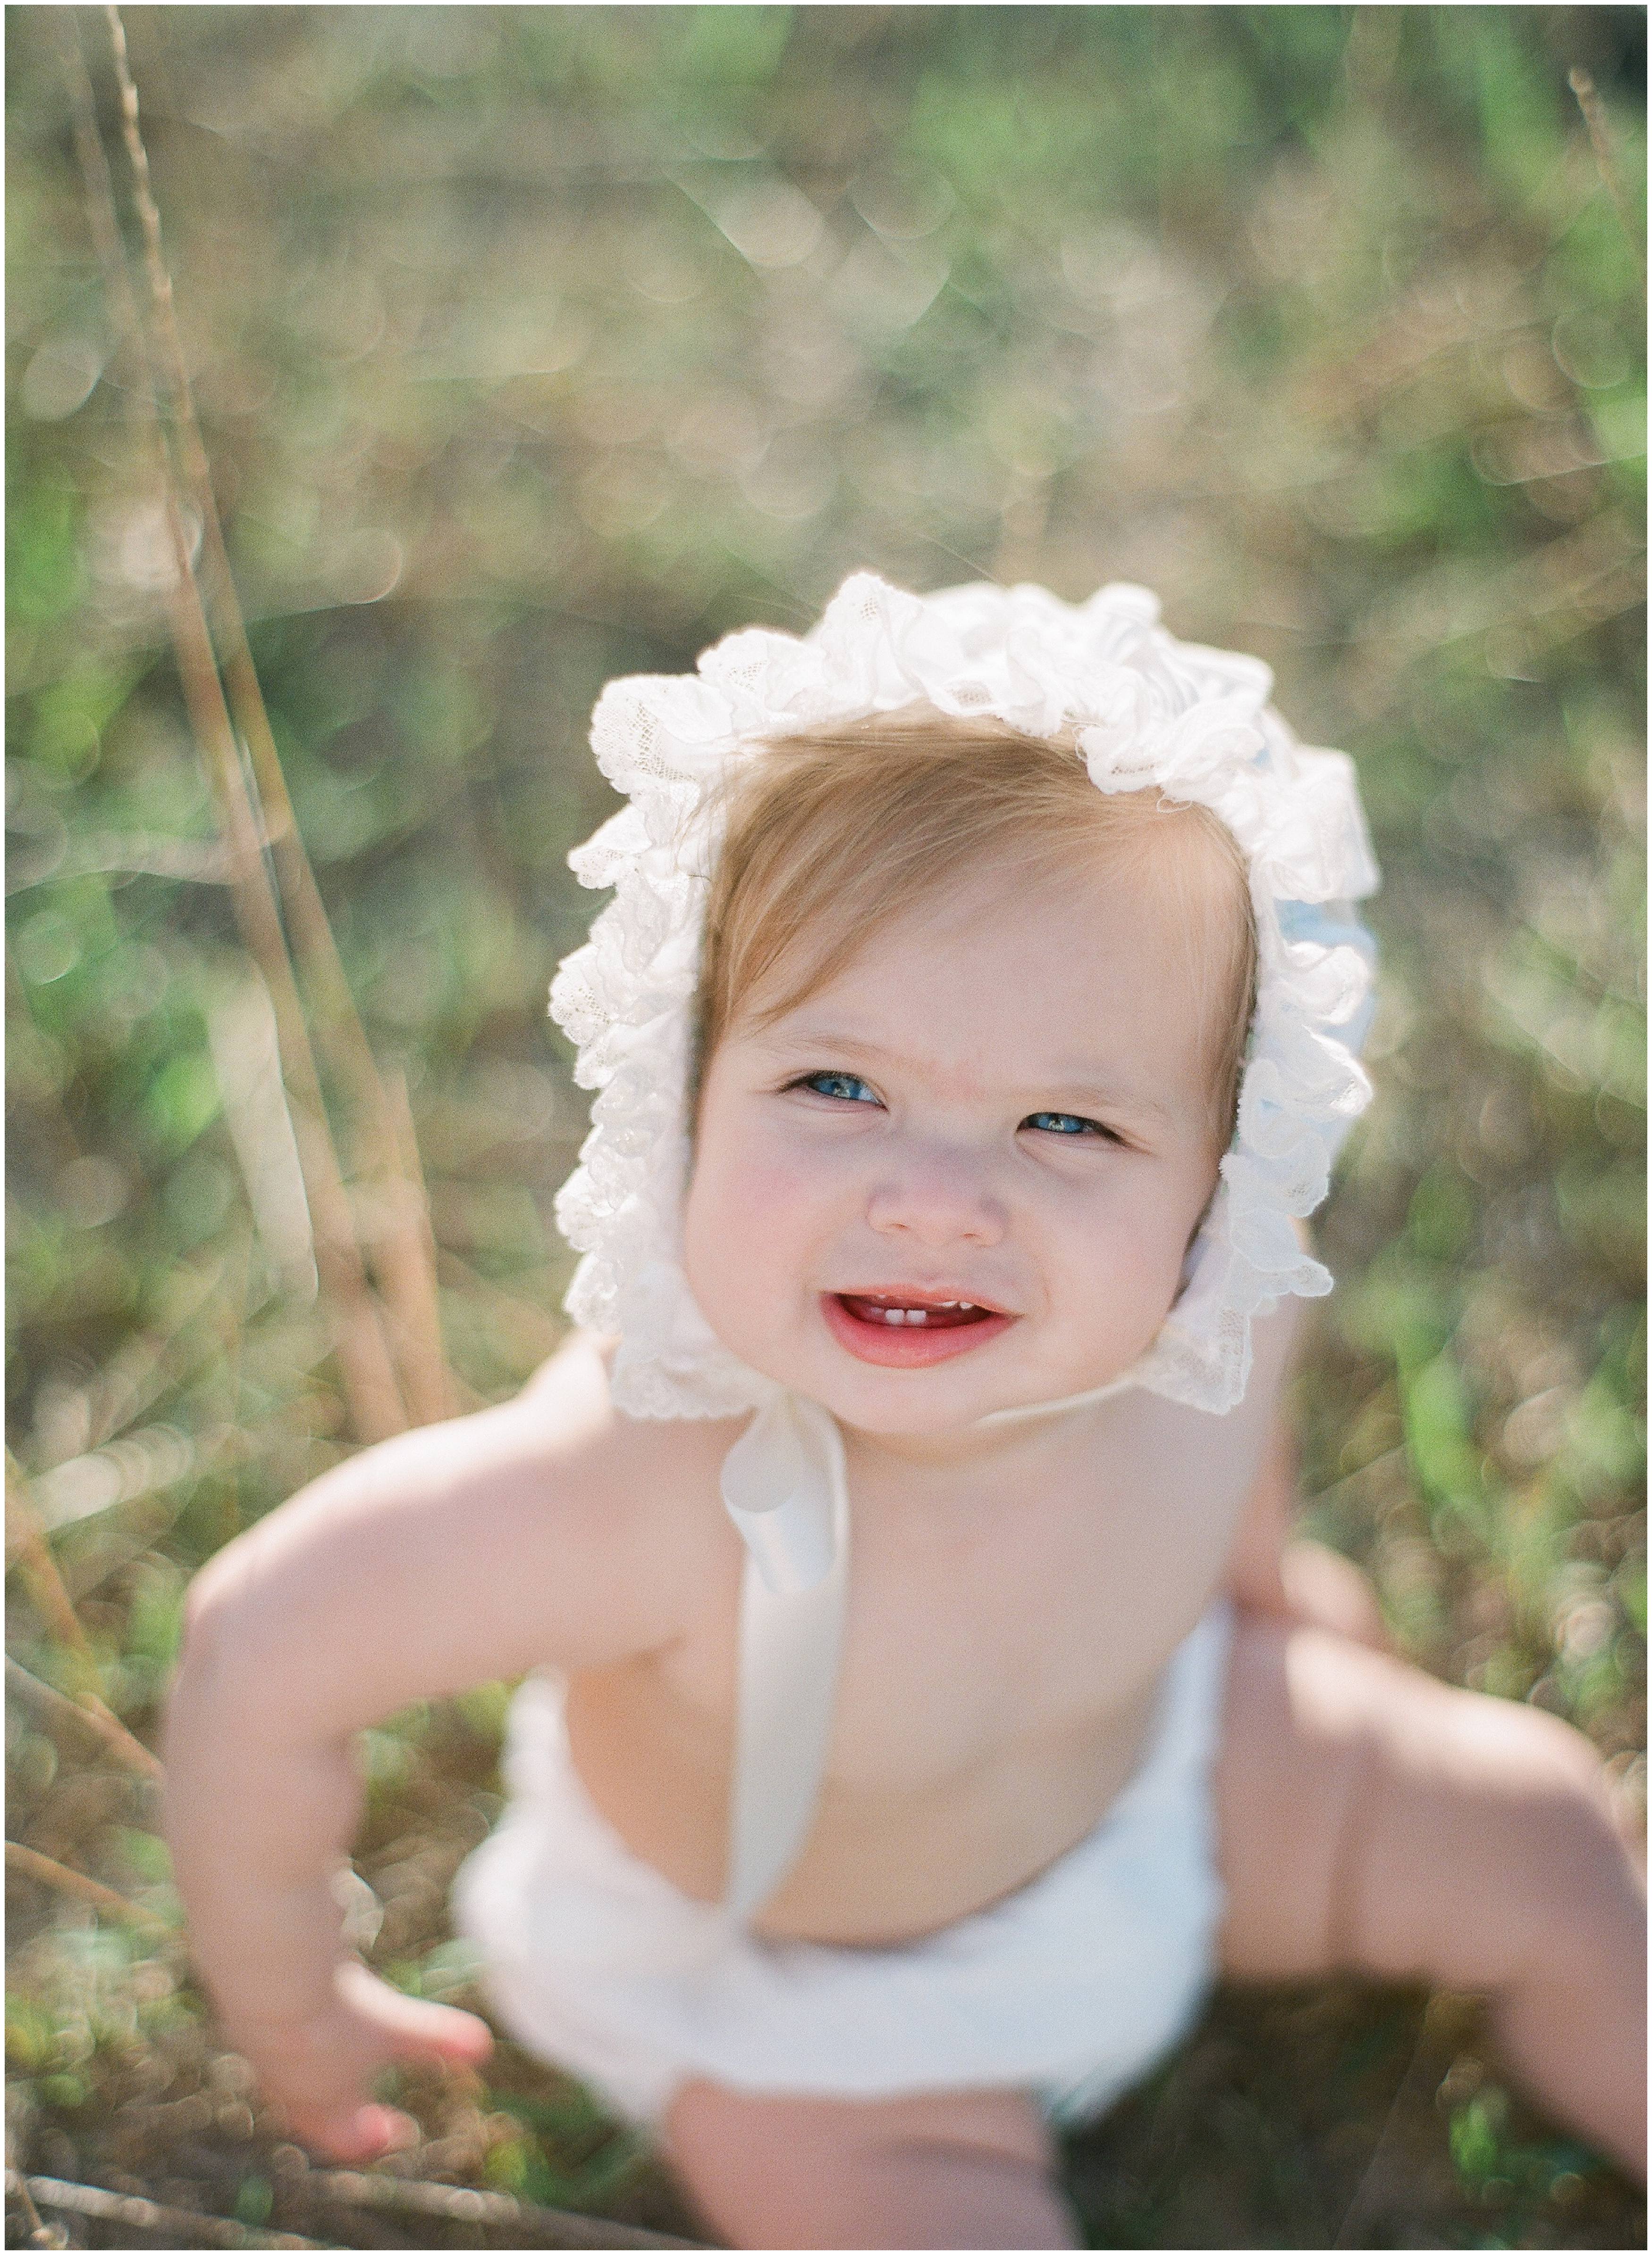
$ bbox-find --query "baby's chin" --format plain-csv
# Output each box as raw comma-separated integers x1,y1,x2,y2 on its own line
829,1358,1138,1437
718,1308,1150,1438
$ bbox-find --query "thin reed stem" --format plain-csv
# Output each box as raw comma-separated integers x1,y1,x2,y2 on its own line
213,1230,253,1544
5,1842,171,1933
17,2176,320,2253
5,1655,163,1784
85,1253,231,1453
4,2166,62,2252
91,8,408,1444
371,1072,458,1424
295,2168,705,2248
5,1460,103,1689
54,8,146,449
6,1462,166,1758
72,9,454,1430
1568,66,1647,293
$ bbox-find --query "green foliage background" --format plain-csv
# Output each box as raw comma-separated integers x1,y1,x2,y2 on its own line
6,8,1645,2247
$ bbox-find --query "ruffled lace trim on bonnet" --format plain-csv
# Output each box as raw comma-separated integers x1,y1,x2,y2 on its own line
550,572,1379,1421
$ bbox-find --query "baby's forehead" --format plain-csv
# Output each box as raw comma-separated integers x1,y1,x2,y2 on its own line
761,868,1218,1043
803,830,1239,992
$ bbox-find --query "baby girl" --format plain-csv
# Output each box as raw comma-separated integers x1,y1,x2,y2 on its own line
165,577,1644,2249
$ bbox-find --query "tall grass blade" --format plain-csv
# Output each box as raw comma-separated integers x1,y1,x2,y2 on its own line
88,7,455,1430
80,9,409,1442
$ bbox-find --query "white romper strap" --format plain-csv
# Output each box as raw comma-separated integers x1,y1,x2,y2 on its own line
718,1393,851,1923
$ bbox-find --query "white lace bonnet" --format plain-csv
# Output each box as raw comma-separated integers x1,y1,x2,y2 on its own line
550,571,1379,1429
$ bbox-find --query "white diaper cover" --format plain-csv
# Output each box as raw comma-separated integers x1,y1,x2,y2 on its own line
453,1603,1234,2131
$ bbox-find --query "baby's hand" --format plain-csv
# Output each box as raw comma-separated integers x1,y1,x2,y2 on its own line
228,1960,494,2161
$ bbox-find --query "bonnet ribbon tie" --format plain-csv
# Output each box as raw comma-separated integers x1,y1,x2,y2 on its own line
719,1392,850,1923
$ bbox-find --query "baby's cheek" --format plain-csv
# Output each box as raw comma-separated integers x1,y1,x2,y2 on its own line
1128,1208,1204,1331
683,1142,813,1320
1062,1203,1192,1353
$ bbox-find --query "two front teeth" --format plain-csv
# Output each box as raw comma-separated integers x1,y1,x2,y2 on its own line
858,1299,981,1326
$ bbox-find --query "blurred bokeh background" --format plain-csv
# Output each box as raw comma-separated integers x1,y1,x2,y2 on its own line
7,7,1645,2247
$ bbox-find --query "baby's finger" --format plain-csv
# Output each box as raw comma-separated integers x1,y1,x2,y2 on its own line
286,2098,421,2163
382,1994,495,2068
336,1965,494,2066
351,2102,423,2157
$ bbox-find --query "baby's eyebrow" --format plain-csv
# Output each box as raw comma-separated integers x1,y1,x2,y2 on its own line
754,1027,1177,1128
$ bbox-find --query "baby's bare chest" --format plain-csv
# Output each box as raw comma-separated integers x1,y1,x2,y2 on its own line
566,1414,1259,1933
662,1429,1248,1794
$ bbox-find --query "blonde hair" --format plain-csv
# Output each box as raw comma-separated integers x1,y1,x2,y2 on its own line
692,709,1258,1143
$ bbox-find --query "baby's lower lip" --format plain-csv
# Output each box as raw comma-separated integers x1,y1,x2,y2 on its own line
821,1292,1016,1367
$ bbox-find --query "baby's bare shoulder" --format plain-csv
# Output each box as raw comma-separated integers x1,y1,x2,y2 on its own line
192,1334,744,1695
510,1332,745,1551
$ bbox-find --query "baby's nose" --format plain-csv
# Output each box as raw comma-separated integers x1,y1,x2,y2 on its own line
865,1152,1007,1248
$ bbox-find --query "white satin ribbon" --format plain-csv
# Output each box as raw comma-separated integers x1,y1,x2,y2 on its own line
720,1393,851,1921
978,1374,1133,1426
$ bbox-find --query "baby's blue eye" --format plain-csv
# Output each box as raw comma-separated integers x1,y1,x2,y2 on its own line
1024,1111,1105,1138
800,1071,879,1105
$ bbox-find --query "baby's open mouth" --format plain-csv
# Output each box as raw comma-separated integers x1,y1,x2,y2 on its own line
835,1293,998,1330
823,1289,1015,1368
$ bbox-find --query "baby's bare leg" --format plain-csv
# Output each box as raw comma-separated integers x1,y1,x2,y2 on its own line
1217,1616,1646,2178
663,2078,1079,2250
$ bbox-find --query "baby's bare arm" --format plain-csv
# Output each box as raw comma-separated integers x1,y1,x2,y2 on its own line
1221,1292,1388,1649
164,1338,708,2150
1222,1414,1293,1614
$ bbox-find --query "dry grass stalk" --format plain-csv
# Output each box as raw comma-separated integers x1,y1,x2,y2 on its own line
4,2166,66,2251
10,2164,708,2252
13,2173,326,2252
1568,66,1647,291
366,1074,458,1424
88,8,410,1446
4,1461,161,1779
297,2168,707,2249
5,1460,104,1683
203,544,455,1378
51,10,144,432
148,546,406,1443
5,1655,163,1784
62,10,458,1434
213,1230,254,1544
84,1255,236,1453
5,1842,170,1933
